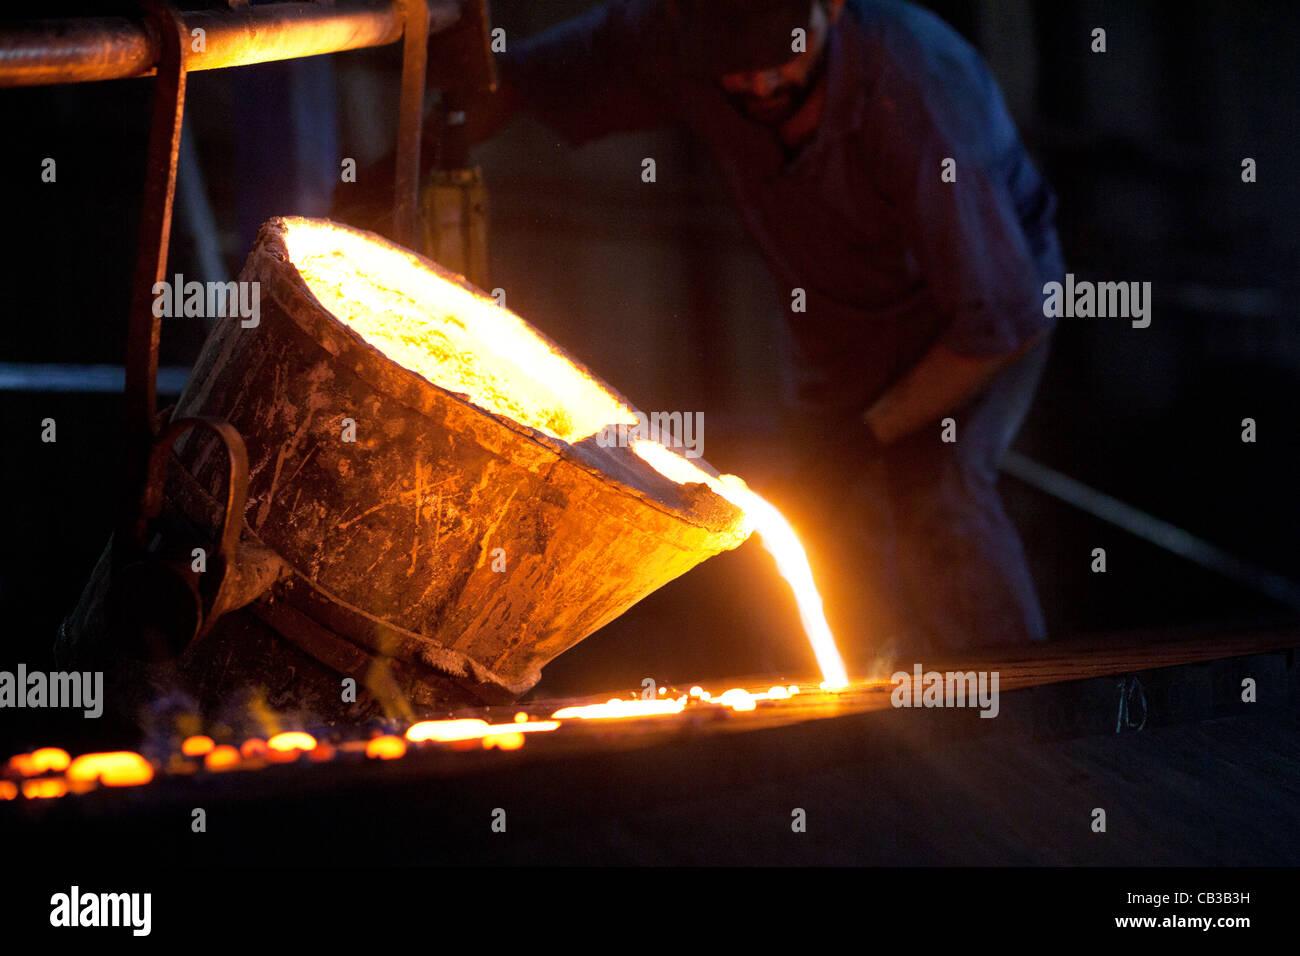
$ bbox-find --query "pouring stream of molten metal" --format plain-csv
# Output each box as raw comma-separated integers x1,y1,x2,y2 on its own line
632,440,850,689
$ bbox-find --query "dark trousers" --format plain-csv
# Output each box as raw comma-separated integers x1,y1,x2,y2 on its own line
784,338,1050,669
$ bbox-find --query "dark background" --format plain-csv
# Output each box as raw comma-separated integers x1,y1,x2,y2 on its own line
0,0,1297,755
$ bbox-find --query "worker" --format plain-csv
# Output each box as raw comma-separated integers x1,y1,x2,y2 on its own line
423,0,1065,664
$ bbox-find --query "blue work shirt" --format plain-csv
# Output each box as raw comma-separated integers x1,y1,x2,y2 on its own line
501,0,1064,416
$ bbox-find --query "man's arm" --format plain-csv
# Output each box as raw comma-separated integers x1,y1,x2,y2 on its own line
861,42,1057,447
862,331,1044,445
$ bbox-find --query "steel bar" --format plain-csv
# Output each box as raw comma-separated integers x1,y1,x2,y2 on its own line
0,363,191,393
393,0,430,247
0,0,462,88
1002,450,1300,610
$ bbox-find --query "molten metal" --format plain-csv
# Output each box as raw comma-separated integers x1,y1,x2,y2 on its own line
365,736,408,760
631,440,851,689
181,735,215,757
7,747,71,776
1,678,870,802
267,732,318,756
551,697,687,720
204,745,241,770
405,718,560,743
283,219,639,444
65,752,153,787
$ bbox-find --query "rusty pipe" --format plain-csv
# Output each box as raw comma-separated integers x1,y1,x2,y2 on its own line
0,0,463,88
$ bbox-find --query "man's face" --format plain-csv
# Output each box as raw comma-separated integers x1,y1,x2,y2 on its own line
718,0,837,125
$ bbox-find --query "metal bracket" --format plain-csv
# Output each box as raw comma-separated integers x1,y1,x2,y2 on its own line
120,0,189,547
109,416,251,659
137,417,250,570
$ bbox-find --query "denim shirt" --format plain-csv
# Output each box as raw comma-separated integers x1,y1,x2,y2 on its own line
502,0,1064,415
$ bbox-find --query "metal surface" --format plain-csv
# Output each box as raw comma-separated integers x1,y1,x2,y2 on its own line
14,626,1300,809
426,0,497,170
420,0,497,284
425,0,496,101
393,0,431,247
421,167,490,288
6,706,1298,867
0,1,462,88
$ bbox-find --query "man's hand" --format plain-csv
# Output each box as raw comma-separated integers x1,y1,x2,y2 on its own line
862,331,1046,446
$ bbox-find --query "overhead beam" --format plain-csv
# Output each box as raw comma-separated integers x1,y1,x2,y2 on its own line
0,0,462,88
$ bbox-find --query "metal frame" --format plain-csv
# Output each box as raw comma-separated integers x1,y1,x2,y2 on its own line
120,1,190,543
1,0,463,566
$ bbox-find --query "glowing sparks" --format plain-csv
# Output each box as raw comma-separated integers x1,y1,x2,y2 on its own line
406,718,491,742
551,683,812,721
204,746,241,771
631,440,851,689
551,697,687,720
715,688,757,711
66,752,154,787
282,218,638,444
405,718,559,743
181,735,215,757
267,732,317,754
307,742,336,762
7,747,71,776
0,684,854,806
0,681,848,801
365,736,408,760
499,721,562,735
22,778,67,800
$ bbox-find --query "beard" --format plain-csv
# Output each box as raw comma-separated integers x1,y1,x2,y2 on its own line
724,50,830,128
728,87,800,125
